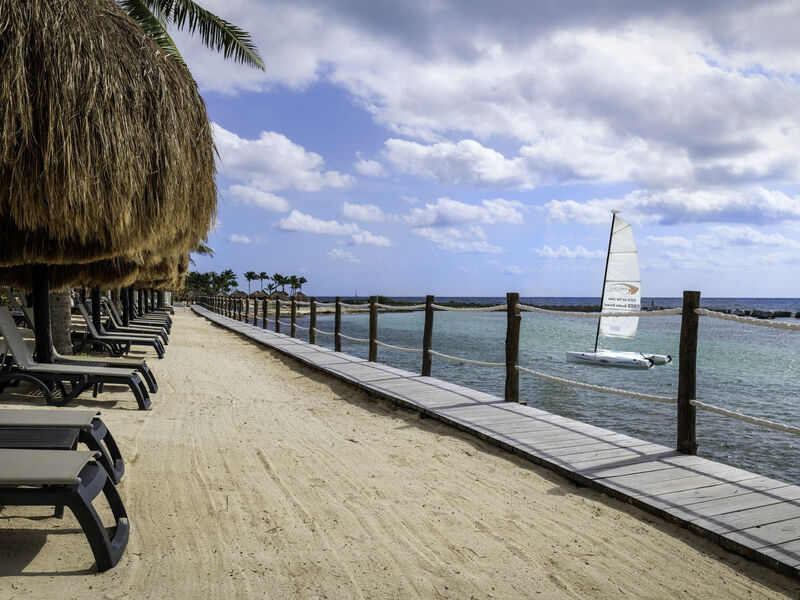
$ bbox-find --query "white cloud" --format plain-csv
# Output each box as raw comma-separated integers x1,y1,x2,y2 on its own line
401,195,420,204
182,2,800,194
351,231,393,246
503,265,540,276
413,227,503,254
697,225,800,249
533,245,604,259
342,202,388,223
228,234,252,244
406,197,524,227
643,235,693,248
278,210,360,235
384,139,536,188
227,185,290,212
213,123,353,192
545,188,800,226
328,248,360,262
353,158,387,177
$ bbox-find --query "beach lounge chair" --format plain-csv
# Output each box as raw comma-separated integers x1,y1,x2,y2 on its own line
19,307,157,393
0,308,151,410
132,299,173,325
0,448,129,571
0,409,124,484
100,298,169,343
75,304,165,359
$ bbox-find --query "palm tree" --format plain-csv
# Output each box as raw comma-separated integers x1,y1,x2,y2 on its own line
258,271,269,291
297,276,307,294
244,271,257,294
118,0,265,71
272,273,285,293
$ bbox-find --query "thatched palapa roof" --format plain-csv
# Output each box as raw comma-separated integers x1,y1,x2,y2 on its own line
0,0,217,269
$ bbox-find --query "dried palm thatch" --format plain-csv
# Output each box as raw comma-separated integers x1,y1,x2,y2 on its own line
0,0,217,267
0,248,191,291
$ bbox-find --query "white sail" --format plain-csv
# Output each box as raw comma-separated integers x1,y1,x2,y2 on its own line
598,217,641,339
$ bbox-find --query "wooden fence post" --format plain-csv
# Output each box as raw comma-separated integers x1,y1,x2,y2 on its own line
505,292,521,404
245,299,250,323
335,296,342,352
262,299,268,329
422,295,434,376
309,297,317,344
275,299,281,333
369,296,378,362
677,290,700,454
252,298,258,325
291,297,297,338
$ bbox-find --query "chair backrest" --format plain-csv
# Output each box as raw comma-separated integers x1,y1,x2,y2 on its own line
101,297,123,326
75,303,102,338
20,306,35,330
0,307,36,369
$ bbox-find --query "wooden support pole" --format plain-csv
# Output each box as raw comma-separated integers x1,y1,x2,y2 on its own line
31,264,53,364
505,292,521,404
275,299,281,333
91,286,103,333
252,298,257,325
369,296,378,362
291,297,297,338
122,287,130,326
309,297,317,344
421,295,434,376
677,290,700,455
334,296,342,352
261,299,267,328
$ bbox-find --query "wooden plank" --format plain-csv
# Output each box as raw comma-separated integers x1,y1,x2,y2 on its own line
722,517,800,549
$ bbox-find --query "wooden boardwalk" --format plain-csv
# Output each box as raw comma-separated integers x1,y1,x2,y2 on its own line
194,306,800,579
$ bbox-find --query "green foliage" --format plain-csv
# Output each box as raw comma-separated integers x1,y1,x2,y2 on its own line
119,0,266,71
184,269,238,294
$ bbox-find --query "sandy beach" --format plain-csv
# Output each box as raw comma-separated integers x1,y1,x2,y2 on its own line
0,309,797,599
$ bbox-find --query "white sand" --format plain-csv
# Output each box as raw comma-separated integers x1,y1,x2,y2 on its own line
0,310,797,598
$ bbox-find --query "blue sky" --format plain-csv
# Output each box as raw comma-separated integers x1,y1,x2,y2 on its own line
181,0,800,297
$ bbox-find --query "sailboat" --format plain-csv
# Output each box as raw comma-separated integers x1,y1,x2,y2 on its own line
566,211,672,369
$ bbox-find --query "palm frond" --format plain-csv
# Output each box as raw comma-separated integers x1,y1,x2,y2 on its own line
145,0,265,70
118,0,185,65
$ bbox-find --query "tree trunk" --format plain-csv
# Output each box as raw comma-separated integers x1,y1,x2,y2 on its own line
50,291,73,355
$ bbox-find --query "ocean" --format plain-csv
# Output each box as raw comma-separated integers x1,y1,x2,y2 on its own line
281,297,799,483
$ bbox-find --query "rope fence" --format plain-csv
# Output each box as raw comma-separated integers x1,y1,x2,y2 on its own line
339,332,369,343
695,308,800,331
374,340,424,354
516,365,676,404
690,400,800,436
517,304,682,318
428,349,505,368
197,290,800,452
431,303,507,312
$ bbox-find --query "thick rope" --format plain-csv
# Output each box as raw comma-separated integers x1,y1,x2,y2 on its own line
339,333,369,343
430,304,507,312
293,323,309,331
517,304,682,318
428,349,505,367
691,400,800,435
313,328,334,336
314,302,336,307
374,303,427,310
695,308,800,331
374,340,423,353
516,365,676,403
277,320,292,327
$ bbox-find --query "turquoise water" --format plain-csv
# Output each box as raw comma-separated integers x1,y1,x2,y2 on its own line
279,298,799,483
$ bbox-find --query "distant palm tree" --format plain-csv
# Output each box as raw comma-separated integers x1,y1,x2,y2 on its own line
272,273,286,293
258,271,269,291
244,271,258,294
297,276,307,294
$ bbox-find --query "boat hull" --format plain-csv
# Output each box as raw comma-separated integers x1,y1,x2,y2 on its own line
566,350,654,369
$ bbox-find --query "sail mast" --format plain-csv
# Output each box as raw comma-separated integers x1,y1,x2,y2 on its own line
594,210,619,352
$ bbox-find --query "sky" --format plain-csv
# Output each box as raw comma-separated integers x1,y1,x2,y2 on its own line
180,0,800,298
